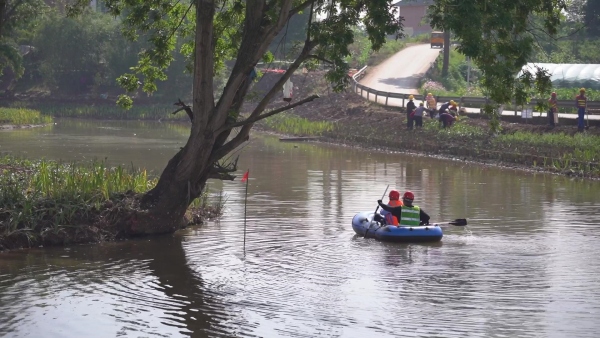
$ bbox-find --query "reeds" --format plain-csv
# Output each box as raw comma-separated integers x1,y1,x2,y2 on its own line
11,103,187,121
261,112,334,135
0,107,53,125
0,156,157,236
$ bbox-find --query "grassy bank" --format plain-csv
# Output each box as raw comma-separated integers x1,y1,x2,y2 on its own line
0,157,223,251
0,107,53,125
258,111,600,178
17,102,186,121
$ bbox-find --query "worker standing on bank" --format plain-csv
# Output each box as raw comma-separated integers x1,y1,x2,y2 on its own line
426,93,437,118
548,92,558,127
575,88,587,132
406,95,416,130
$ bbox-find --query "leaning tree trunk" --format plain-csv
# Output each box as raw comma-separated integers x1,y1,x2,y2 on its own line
117,0,305,236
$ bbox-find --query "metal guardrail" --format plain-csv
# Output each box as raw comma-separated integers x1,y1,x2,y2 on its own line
350,66,600,113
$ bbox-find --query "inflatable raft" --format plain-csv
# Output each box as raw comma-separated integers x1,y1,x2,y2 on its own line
352,211,443,242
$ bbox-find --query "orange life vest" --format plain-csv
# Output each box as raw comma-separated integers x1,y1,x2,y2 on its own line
384,200,404,225
576,94,587,108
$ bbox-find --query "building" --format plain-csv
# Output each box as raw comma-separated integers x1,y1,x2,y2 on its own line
392,0,435,37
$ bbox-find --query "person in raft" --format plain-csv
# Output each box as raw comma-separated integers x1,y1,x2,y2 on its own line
376,191,430,226
379,190,404,225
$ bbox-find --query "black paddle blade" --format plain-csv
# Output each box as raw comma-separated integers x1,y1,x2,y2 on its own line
449,218,467,226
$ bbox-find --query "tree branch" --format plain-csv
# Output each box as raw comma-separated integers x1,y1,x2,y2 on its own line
289,0,315,19
209,40,317,163
216,94,319,133
307,54,333,64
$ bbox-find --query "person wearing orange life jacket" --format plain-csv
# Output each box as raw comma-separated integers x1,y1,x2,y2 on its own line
379,190,404,225
575,88,587,132
377,191,430,227
548,92,558,127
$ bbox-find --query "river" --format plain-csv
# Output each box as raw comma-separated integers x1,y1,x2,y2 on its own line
1,119,599,337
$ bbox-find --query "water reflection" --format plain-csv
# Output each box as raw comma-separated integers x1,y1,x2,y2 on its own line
0,119,599,337
0,235,228,337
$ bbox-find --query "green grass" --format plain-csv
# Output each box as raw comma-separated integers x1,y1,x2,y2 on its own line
261,112,335,136
7,102,187,121
0,157,157,235
0,107,53,125
0,156,225,246
495,131,600,163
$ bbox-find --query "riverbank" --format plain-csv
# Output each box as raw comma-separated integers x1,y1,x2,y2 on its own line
0,157,222,252
247,72,600,179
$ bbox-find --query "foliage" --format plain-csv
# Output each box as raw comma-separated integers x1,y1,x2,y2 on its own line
344,28,407,68
260,111,335,135
32,10,122,93
66,0,404,108
0,157,156,234
584,0,600,37
422,48,476,95
0,107,52,125
0,0,48,79
429,0,566,132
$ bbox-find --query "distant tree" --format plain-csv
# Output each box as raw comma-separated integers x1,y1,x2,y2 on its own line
0,0,47,80
584,0,600,37
430,0,566,130
33,10,119,93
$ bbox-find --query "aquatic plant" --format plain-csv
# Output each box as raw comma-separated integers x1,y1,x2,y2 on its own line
261,112,335,136
0,156,224,248
0,107,53,125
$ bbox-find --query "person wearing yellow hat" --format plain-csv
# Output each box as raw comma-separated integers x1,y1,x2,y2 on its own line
425,93,437,117
406,94,416,130
548,92,558,127
576,88,587,131
437,100,455,117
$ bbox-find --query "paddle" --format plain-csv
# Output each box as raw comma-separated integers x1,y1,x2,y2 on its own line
364,184,389,238
432,218,468,227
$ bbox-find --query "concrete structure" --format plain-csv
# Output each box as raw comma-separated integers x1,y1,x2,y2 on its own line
393,0,435,36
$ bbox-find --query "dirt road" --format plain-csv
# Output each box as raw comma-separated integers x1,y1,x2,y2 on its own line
359,44,440,99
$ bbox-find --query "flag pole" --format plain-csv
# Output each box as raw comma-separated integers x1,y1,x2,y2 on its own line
243,169,249,252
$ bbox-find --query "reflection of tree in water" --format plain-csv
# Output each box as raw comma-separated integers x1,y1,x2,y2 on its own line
0,234,229,337
119,234,228,336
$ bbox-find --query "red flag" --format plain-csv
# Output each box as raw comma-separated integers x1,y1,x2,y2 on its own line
241,170,249,182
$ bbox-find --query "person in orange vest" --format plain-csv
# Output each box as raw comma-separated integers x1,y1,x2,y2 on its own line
575,88,587,132
548,92,558,127
377,191,431,227
379,190,404,225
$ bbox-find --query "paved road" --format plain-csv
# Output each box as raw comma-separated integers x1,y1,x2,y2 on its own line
360,44,440,97
357,43,599,124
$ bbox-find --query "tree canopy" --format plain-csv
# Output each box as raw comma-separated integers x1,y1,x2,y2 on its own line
429,0,567,128
0,0,47,79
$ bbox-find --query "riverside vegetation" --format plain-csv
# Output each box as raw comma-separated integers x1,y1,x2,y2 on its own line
0,157,223,251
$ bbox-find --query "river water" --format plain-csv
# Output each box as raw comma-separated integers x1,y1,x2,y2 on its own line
1,119,599,337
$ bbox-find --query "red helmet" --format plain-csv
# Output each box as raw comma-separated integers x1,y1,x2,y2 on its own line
389,190,400,200
403,191,415,200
